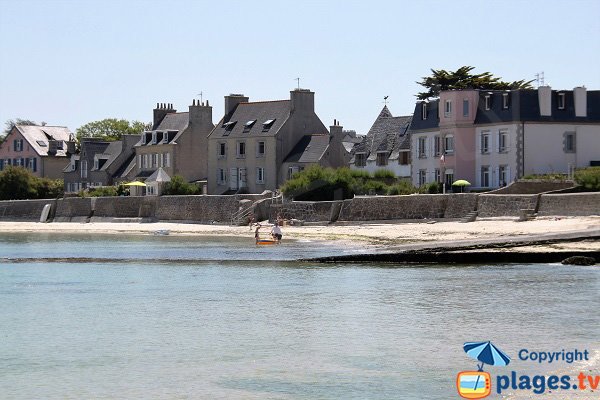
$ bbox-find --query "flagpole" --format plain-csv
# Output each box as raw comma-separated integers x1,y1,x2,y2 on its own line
440,153,446,194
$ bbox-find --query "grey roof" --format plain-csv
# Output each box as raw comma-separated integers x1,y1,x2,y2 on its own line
354,106,412,161
15,125,73,157
98,141,124,171
146,167,171,182
157,112,189,131
211,100,291,138
283,134,330,163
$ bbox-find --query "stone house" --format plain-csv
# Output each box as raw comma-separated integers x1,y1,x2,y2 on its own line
409,86,600,190
128,100,214,191
207,89,346,194
0,124,75,179
63,135,138,193
350,106,412,177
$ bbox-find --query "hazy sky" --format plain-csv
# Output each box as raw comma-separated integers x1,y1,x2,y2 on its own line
1,0,599,135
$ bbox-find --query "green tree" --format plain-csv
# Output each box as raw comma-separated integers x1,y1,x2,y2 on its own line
76,118,149,141
0,166,37,200
416,66,534,100
162,175,200,195
574,167,600,191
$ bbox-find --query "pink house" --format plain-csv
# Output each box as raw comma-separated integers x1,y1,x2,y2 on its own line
0,124,76,179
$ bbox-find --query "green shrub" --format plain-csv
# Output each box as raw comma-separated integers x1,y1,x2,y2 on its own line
0,166,64,200
373,169,396,179
162,175,200,195
87,186,118,197
425,181,440,194
521,173,568,181
386,180,419,195
574,167,600,191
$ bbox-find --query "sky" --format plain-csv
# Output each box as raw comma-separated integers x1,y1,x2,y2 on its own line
1,0,599,136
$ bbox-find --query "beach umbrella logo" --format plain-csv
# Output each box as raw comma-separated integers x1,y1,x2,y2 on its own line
456,341,511,399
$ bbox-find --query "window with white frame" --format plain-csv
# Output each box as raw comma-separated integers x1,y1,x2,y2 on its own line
14,139,24,152
498,130,509,153
418,137,427,158
288,166,299,180
256,167,265,184
164,153,170,167
355,153,366,167
418,169,427,186
162,132,169,143
257,141,265,157
502,93,510,109
463,99,469,117
143,154,149,169
376,152,388,166
217,168,227,185
558,93,566,109
444,135,454,154
81,160,88,178
399,152,409,165
499,165,508,186
484,95,491,110
138,154,142,169
444,100,452,117
481,131,490,154
434,168,441,183
218,142,226,158
481,166,490,187
152,153,158,168
445,170,454,187
564,132,576,153
237,141,246,158
151,132,157,144
421,103,427,120
434,135,441,156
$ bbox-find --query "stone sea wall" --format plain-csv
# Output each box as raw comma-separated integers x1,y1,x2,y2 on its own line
477,194,539,217
538,193,600,216
0,199,56,221
338,195,447,221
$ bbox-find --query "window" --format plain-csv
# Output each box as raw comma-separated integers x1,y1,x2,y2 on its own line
444,100,452,117
463,99,469,117
565,132,576,153
418,137,427,158
217,168,227,185
243,120,256,133
481,131,490,154
434,135,441,156
0,159,3,171
262,119,276,131
36,140,47,147
558,93,566,109
484,95,491,110
162,132,169,143
140,133,147,145
159,153,164,167
399,152,409,165
499,165,508,186
257,141,265,157
445,170,454,187
444,135,454,154
143,154,149,169
434,168,441,183
256,167,265,184
81,160,88,178
355,153,366,167
237,142,246,158
502,93,510,109
418,169,427,186
218,142,226,158
138,154,142,169
152,153,158,168
164,153,171,168
151,132,157,144
288,166,299,180
223,121,236,135
14,139,23,152
498,130,509,153
481,166,490,187
376,152,388,166
421,103,427,120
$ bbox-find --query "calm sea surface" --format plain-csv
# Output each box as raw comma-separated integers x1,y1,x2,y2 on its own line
1,232,599,399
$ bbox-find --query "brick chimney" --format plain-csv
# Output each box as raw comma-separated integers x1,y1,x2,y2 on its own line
153,102,176,129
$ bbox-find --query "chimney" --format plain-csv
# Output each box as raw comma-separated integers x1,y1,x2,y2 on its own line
329,119,343,138
48,140,57,155
153,102,176,129
574,86,587,117
189,98,213,128
224,94,249,118
538,86,552,116
290,88,314,113
66,140,76,155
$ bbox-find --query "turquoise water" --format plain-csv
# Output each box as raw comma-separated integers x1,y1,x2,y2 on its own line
1,233,599,399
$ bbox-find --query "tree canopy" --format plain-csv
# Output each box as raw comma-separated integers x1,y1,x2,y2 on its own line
75,118,149,142
0,166,63,200
416,66,534,100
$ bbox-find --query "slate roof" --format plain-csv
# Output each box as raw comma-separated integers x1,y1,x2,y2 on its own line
409,100,440,131
146,167,171,182
97,141,124,171
283,134,330,163
353,106,412,161
137,112,189,146
211,100,291,138
15,125,73,157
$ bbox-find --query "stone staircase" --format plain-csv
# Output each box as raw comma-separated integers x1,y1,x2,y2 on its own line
460,211,478,223
517,208,537,222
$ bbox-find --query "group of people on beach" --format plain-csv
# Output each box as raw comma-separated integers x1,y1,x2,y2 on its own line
251,214,284,244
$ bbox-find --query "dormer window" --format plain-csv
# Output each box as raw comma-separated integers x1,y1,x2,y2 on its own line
140,132,148,145
484,94,491,110
222,121,236,136
262,119,276,131
558,93,566,109
243,120,256,133
151,132,157,144
421,103,427,120
162,132,169,143
444,100,452,117
502,93,510,109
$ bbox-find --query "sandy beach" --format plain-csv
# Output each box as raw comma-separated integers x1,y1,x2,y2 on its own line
1,216,599,250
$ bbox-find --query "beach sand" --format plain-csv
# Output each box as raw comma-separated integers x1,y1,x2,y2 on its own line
1,216,599,248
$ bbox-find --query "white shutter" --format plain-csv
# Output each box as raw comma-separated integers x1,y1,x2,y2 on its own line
495,131,500,153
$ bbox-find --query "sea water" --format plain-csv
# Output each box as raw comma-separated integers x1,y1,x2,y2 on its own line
1,232,598,399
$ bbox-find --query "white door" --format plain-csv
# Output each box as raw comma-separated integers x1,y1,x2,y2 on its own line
229,168,238,190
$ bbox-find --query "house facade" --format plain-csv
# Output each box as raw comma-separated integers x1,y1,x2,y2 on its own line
129,100,214,188
207,89,335,194
350,106,412,177
410,86,600,189
63,135,138,193
0,124,75,179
